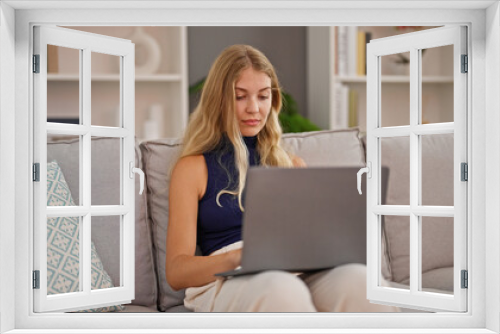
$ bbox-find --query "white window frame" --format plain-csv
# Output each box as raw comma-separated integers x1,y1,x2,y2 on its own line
33,25,136,313
1,1,499,333
366,26,468,312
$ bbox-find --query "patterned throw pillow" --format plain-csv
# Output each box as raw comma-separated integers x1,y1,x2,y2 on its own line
46,161,124,312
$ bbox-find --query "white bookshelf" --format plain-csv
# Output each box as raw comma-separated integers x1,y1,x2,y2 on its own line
48,26,189,140
307,26,453,132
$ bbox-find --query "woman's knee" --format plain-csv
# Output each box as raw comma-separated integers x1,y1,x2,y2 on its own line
304,264,367,312
331,263,367,287
250,271,313,304
306,263,367,298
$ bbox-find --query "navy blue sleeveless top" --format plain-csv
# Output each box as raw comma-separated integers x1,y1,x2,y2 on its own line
197,135,260,256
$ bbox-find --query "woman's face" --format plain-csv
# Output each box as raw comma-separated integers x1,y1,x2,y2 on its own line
234,67,272,137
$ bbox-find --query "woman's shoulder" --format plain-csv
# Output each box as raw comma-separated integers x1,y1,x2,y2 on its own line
170,155,208,198
173,154,206,173
171,155,208,182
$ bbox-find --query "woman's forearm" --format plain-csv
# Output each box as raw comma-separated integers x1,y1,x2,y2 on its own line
166,249,240,291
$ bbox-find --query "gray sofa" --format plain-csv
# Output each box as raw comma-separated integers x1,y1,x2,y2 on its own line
46,128,453,313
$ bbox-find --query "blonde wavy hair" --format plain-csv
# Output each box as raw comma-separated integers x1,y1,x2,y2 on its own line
179,44,294,211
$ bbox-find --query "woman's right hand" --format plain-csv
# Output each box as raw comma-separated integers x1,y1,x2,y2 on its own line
227,248,242,269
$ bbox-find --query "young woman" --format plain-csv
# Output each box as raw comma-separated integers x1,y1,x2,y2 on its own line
166,44,399,312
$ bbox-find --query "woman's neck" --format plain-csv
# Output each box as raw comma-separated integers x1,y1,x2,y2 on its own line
242,135,258,149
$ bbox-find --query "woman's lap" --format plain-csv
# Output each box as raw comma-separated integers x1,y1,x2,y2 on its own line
211,270,316,312
185,263,400,312
300,263,399,312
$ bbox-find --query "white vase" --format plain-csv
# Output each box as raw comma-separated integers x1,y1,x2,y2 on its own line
142,104,164,139
130,27,162,75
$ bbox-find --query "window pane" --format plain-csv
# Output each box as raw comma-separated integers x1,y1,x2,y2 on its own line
91,216,122,289
47,135,81,206
421,133,454,206
47,45,81,124
381,136,409,205
421,216,454,294
91,52,121,127
380,52,410,127
421,45,454,124
91,137,121,205
47,216,81,294
382,215,410,290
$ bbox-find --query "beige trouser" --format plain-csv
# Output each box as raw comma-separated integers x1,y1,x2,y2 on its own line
184,241,401,312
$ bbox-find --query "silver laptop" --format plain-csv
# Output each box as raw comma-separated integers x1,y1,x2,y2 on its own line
215,166,389,278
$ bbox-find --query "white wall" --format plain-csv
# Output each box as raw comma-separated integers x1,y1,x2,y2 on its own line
187,27,308,117
0,2,16,333
485,2,500,333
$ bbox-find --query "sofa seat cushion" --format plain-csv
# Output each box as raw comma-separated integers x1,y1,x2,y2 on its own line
118,304,160,312
140,129,369,311
47,137,157,308
165,305,193,313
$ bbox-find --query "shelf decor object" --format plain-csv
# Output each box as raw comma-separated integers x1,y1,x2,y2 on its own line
130,27,162,75
387,53,411,76
142,104,164,140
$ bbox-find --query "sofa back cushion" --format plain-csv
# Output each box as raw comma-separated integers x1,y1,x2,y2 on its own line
281,129,365,167
47,137,157,308
140,138,184,311
381,134,454,285
140,129,370,311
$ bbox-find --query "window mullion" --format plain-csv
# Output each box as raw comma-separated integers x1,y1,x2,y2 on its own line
45,206,130,217
82,47,92,295
372,205,411,215
374,205,455,217
372,126,411,137
46,207,90,217
413,123,454,135
90,127,130,138
373,124,454,138
411,206,455,217
409,47,420,295
90,206,129,216
122,49,135,293
46,123,88,135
